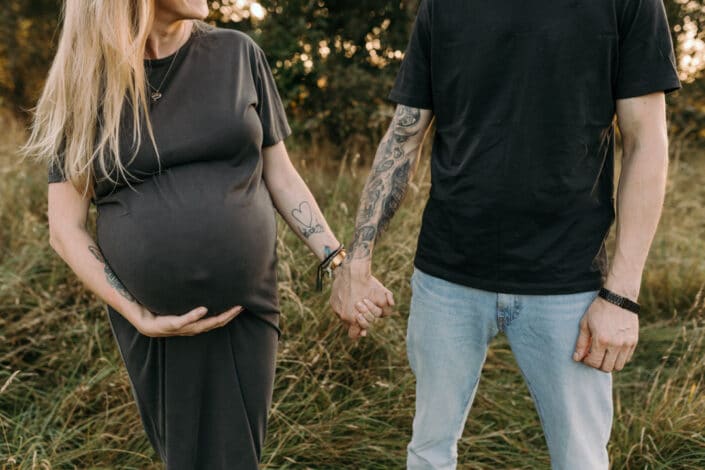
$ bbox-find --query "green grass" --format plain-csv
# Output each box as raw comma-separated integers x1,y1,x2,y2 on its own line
1,114,704,469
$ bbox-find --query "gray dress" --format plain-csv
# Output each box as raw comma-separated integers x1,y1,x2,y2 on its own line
49,26,291,469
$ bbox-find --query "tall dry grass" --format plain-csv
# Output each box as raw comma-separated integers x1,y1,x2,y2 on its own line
1,116,704,469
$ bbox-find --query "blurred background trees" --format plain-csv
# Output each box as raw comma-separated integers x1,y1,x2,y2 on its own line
1,0,704,145
226,0,418,144
0,0,59,115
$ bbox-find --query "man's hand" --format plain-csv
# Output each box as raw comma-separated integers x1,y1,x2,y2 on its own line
573,92,666,372
327,105,430,339
330,263,395,339
573,297,639,372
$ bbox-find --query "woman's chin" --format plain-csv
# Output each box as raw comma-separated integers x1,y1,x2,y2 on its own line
181,8,208,21
160,0,209,21
189,0,210,20
194,6,209,20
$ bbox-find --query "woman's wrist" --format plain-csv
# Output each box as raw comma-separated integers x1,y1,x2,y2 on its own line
316,243,347,291
116,301,148,328
319,241,342,262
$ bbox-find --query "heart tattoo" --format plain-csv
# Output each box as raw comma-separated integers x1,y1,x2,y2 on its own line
291,201,324,238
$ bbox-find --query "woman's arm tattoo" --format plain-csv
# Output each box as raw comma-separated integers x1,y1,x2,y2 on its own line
88,245,135,302
350,105,425,260
290,201,325,238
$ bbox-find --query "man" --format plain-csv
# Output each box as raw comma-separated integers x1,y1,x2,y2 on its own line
330,0,681,468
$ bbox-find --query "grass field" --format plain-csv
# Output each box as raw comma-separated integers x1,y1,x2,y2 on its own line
1,112,704,469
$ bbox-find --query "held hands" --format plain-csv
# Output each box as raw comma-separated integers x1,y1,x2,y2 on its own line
573,296,639,372
133,304,244,337
329,263,395,339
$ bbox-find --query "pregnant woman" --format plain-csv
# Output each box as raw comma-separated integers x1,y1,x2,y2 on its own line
23,0,390,468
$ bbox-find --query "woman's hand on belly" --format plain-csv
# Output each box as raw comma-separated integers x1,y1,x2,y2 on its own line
133,304,244,337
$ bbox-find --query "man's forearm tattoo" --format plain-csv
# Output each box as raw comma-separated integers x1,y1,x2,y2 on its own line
359,178,383,223
379,160,411,233
350,226,376,258
396,105,421,128
374,158,394,175
349,105,422,260
291,201,325,238
88,245,135,302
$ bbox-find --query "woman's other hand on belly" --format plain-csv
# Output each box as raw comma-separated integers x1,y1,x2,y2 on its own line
133,304,244,337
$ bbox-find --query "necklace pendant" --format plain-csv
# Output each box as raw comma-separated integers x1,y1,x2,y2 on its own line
151,91,162,102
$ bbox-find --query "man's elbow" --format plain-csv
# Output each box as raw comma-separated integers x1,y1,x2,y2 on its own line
621,127,669,166
408,131,428,149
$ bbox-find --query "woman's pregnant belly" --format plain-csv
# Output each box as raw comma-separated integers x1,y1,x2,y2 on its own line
95,161,279,317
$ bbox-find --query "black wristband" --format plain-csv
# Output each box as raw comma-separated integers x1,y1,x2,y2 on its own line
320,244,343,269
315,244,345,292
598,287,640,315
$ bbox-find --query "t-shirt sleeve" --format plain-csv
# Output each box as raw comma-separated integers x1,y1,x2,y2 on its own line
388,0,433,110
47,144,67,183
615,0,681,99
252,44,292,147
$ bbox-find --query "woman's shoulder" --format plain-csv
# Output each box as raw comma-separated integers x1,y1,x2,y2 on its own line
196,24,261,53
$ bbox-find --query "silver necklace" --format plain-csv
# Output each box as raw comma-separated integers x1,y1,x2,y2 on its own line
146,30,187,102
147,50,179,102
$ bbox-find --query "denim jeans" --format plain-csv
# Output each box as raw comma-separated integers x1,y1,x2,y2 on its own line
406,268,612,470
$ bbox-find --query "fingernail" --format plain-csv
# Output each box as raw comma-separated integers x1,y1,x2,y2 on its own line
361,330,367,337
199,307,208,314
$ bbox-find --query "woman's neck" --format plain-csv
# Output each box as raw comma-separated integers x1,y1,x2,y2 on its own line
144,19,192,60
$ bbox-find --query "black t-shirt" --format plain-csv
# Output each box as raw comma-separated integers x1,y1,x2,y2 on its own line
389,0,681,294
48,27,291,328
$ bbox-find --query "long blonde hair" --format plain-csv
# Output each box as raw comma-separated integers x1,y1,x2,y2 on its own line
22,0,160,198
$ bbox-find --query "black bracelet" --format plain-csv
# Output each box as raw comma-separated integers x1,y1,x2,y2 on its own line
320,244,343,268
315,244,344,292
598,287,641,315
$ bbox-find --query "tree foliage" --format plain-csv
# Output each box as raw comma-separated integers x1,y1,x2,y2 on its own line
0,0,60,114
1,0,704,142
215,0,417,143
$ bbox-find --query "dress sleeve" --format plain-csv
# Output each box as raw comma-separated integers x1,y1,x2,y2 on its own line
47,143,67,184
388,0,433,110
252,44,292,147
615,0,681,99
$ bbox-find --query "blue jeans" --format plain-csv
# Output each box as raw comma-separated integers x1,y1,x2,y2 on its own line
406,268,612,470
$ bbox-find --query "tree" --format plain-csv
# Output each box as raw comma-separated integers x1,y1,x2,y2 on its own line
214,0,416,144
2,0,704,142
0,1,61,116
